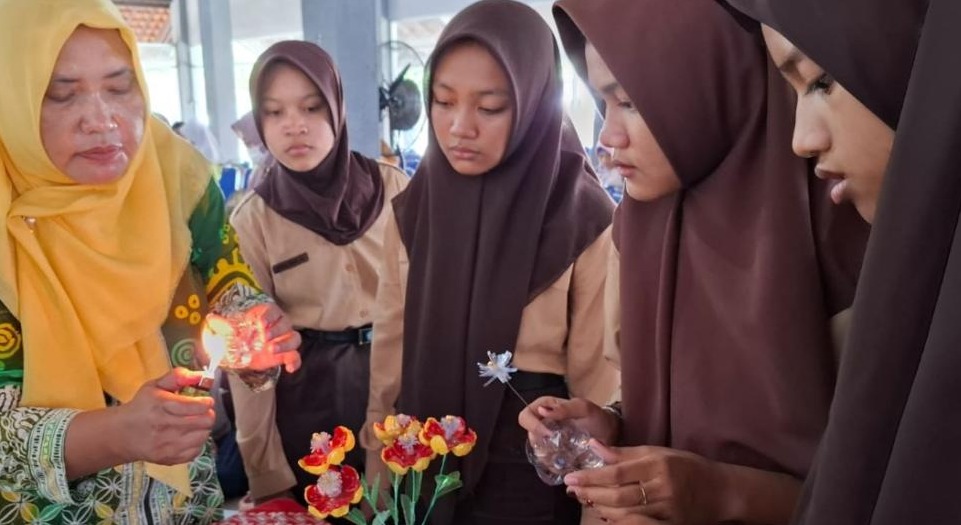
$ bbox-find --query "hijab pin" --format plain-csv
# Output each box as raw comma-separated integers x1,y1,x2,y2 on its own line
23,216,37,231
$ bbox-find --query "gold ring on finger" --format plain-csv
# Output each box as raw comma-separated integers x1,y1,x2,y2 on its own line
638,481,648,506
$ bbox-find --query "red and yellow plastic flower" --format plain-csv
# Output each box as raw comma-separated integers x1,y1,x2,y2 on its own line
297,426,355,475
419,416,477,457
373,413,420,446
304,465,364,519
381,428,436,475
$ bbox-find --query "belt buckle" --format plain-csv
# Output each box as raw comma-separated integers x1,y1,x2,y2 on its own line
358,327,373,345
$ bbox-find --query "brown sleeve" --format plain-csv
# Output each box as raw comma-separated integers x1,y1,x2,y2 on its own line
226,373,296,498
362,214,406,464
564,226,619,405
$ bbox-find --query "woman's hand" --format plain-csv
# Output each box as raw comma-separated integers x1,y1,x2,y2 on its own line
518,396,620,445
564,442,726,525
115,368,217,465
247,302,301,373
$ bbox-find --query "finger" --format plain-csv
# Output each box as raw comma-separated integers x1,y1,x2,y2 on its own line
589,439,623,464
265,314,294,342
154,367,204,392
518,404,558,441
565,458,656,487
269,331,301,355
160,392,215,416
282,349,302,373
536,398,592,422
593,505,663,524
571,484,644,509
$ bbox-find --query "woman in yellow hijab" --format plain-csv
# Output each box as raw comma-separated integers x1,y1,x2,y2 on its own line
0,0,302,522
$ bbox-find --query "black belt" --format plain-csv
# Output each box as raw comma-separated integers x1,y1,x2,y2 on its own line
510,370,566,392
300,324,373,346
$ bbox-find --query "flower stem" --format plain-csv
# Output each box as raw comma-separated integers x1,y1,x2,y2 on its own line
506,382,530,407
419,455,448,525
391,472,401,524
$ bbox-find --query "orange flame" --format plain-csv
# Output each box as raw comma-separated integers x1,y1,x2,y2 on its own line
201,314,232,372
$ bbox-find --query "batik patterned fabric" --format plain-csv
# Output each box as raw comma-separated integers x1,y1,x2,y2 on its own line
0,181,266,524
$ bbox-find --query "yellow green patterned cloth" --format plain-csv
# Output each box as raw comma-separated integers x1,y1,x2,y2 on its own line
0,181,264,524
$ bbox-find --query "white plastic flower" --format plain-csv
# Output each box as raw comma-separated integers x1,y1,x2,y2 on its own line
477,351,518,386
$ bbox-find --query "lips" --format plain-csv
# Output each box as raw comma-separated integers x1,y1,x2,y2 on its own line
814,166,844,180
286,144,313,157
613,161,636,177
78,145,123,163
448,145,479,161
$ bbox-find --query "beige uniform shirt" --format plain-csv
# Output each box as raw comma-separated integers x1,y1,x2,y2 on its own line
361,215,618,465
228,163,408,498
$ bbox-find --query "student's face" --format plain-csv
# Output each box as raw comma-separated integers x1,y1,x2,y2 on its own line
259,62,335,173
585,43,679,202
763,25,894,224
41,26,146,185
430,42,514,176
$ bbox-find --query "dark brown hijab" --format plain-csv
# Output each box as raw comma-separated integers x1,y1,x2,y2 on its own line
555,0,868,479
393,0,614,491
250,41,384,245
724,1,961,523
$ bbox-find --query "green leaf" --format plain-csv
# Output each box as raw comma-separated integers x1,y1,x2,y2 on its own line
401,494,416,525
345,508,369,525
38,504,64,521
362,473,380,509
372,511,391,525
433,471,464,499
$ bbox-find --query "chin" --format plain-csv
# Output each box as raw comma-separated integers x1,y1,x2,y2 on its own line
280,157,322,173
625,184,667,202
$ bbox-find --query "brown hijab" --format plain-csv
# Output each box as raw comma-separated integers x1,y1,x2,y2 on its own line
250,41,384,245
724,1,961,523
393,0,614,491
555,0,868,478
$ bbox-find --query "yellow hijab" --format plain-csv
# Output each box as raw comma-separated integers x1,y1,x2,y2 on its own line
0,0,211,495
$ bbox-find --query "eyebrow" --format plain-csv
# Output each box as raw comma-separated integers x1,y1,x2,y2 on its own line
774,47,805,75
435,81,509,97
597,81,621,95
51,67,133,84
262,93,323,104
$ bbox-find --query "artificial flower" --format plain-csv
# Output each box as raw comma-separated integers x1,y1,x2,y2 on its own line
304,465,363,519
381,430,436,475
297,426,355,475
419,416,477,457
373,413,420,446
477,350,518,386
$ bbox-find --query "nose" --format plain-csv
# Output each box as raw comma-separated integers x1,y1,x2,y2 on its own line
283,110,308,136
449,107,478,140
598,109,628,152
79,93,118,134
792,98,830,159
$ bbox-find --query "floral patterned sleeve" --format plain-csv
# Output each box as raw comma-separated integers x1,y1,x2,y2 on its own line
0,180,271,517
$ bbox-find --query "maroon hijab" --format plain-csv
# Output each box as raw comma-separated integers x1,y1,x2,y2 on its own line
250,41,384,245
724,1,961,523
393,0,614,492
555,0,868,479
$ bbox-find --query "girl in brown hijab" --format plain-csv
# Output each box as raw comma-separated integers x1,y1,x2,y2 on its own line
519,0,869,523
362,1,616,523
722,0,961,524
228,41,409,506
